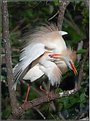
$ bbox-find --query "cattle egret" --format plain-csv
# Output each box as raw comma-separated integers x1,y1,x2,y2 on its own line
13,24,77,104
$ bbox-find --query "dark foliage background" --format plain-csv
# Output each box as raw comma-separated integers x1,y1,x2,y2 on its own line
1,0,89,120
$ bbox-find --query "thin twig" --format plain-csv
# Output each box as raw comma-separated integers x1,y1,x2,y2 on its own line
48,11,59,21
33,107,46,120
11,18,25,33
64,10,85,39
58,112,66,120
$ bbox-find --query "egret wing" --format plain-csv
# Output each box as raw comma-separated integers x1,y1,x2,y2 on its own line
13,43,45,84
23,63,44,82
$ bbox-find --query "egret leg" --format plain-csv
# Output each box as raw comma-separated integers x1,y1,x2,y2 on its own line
39,85,52,101
24,84,30,105
40,85,48,94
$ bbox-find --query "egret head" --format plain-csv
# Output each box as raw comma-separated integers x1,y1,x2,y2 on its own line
49,54,77,75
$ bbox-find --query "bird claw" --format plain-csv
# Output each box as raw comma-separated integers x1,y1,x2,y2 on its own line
39,85,52,101
21,100,31,109
46,92,53,101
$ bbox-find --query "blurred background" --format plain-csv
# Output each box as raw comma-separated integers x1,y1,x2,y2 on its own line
1,0,89,120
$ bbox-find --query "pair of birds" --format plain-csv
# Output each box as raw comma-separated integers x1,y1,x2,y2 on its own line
13,24,77,103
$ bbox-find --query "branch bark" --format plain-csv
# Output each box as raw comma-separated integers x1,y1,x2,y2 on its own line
77,47,89,89
2,0,18,117
83,0,89,9
57,0,70,30
77,41,83,62
9,89,78,119
0,2,2,120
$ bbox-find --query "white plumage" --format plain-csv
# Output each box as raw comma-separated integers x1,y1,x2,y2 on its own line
13,24,76,90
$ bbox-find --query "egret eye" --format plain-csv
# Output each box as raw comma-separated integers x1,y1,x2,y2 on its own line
69,60,72,65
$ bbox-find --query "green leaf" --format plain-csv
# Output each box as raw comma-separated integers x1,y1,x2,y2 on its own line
53,0,59,6
2,106,11,119
80,93,86,103
77,49,87,54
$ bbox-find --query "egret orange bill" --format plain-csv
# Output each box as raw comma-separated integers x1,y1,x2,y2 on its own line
49,53,78,75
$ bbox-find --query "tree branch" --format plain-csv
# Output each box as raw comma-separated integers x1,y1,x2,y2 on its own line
83,0,89,9
0,2,2,119
2,0,18,117
77,41,83,62
77,47,89,89
9,89,78,119
57,0,70,30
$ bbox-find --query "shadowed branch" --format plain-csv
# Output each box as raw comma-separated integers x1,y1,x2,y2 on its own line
2,0,18,116
9,89,78,119
57,0,70,30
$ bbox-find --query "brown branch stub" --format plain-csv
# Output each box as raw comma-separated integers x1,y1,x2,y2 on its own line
77,48,89,89
2,0,18,117
57,0,70,30
12,89,78,119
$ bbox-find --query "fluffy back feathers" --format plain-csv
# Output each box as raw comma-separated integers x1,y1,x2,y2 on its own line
13,24,68,87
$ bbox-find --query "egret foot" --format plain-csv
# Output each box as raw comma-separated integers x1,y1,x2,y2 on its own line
39,85,52,101
21,101,29,109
